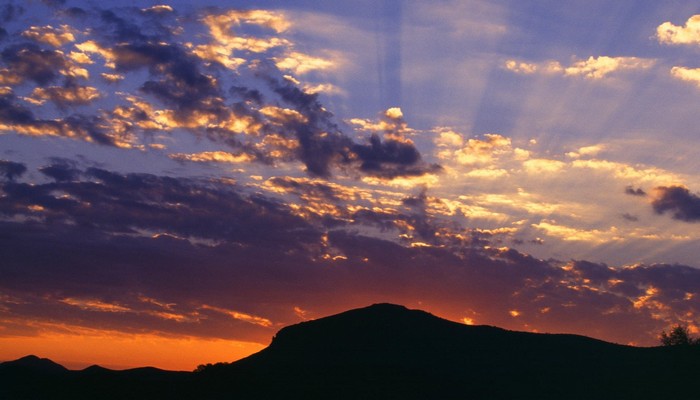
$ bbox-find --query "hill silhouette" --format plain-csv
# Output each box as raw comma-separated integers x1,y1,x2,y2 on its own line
2,303,699,399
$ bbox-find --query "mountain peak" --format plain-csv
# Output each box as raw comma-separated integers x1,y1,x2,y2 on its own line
0,355,68,374
364,302,408,310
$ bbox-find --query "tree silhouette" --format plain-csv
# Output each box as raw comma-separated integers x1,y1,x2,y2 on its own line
660,325,698,346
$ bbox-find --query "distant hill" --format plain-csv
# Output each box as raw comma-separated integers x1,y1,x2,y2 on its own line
2,303,699,399
0,354,68,375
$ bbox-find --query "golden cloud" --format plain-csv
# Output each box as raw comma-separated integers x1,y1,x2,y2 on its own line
21,25,76,47
275,51,336,75
657,15,700,45
169,151,254,164
522,158,565,174
200,304,273,327
505,56,655,79
30,85,101,106
194,10,291,69
437,133,514,166
670,66,700,88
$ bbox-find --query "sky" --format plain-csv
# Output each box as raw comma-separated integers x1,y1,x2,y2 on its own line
1,0,700,370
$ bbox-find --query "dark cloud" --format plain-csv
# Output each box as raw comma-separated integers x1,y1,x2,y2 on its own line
266,76,440,178
62,114,115,145
1,4,698,353
268,76,351,177
621,213,638,222
0,164,698,345
98,6,179,48
400,189,438,241
0,3,24,22
106,39,229,126
267,177,340,202
100,9,150,43
0,160,26,181
39,159,80,182
355,134,418,169
0,5,438,181
0,43,68,85
353,134,442,179
0,90,34,125
0,89,117,145
230,86,264,106
625,186,646,196
62,7,88,18
652,185,700,222
0,166,314,244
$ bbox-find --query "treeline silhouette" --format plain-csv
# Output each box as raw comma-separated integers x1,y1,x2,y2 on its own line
660,324,700,346
2,304,699,399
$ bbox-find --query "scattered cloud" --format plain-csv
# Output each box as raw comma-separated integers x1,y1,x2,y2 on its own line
21,25,76,47
625,186,646,197
566,145,604,159
29,84,100,108
505,56,655,79
652,185,700,222
2,2,700,361
670,66,700,88
169,151,254,164
657,15,700,45
275,51,336,75
0,160,26,181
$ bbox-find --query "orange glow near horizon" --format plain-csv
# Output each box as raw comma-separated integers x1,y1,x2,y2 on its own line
0,333,266,371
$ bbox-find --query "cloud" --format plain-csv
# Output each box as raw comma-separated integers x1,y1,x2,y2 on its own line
266,78,438,178
566,144,604,159
1,165,314,242
523,158,566,174
352,134,440,179
0,3,24,23
29,84,100,108
0,43,70,85
0,162,699,346
169,151,254,164
505,56,655,79
625,186,646,196
532,220,620,244
435,132,520,167
0,89,122,146
194,9,290,69
571,159,679,184
141,5,174,15
0,5,438,181
0,160,26,181
657,15,700,45
100,72,123,82
4,3,700,351
38,158,80,182
621,213,639,222
669,66,700,88
652,185,700,222
21,25,76,47
275,51,336,75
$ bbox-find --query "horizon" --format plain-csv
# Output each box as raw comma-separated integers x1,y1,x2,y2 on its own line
1,302,681,371
1,0,700,371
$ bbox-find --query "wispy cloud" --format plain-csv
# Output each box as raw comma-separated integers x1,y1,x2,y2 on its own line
505,56,655,79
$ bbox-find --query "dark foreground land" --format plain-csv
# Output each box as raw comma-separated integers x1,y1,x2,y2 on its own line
1,303,698,399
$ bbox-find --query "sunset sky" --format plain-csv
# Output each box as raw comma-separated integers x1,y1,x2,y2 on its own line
2,0,700,370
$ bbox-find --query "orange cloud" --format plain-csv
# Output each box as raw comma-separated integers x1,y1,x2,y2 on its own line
21,25,76,47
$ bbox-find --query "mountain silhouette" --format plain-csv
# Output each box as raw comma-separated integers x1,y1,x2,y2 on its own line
203,303,700,399
2,303,699,399
0,355,68,374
